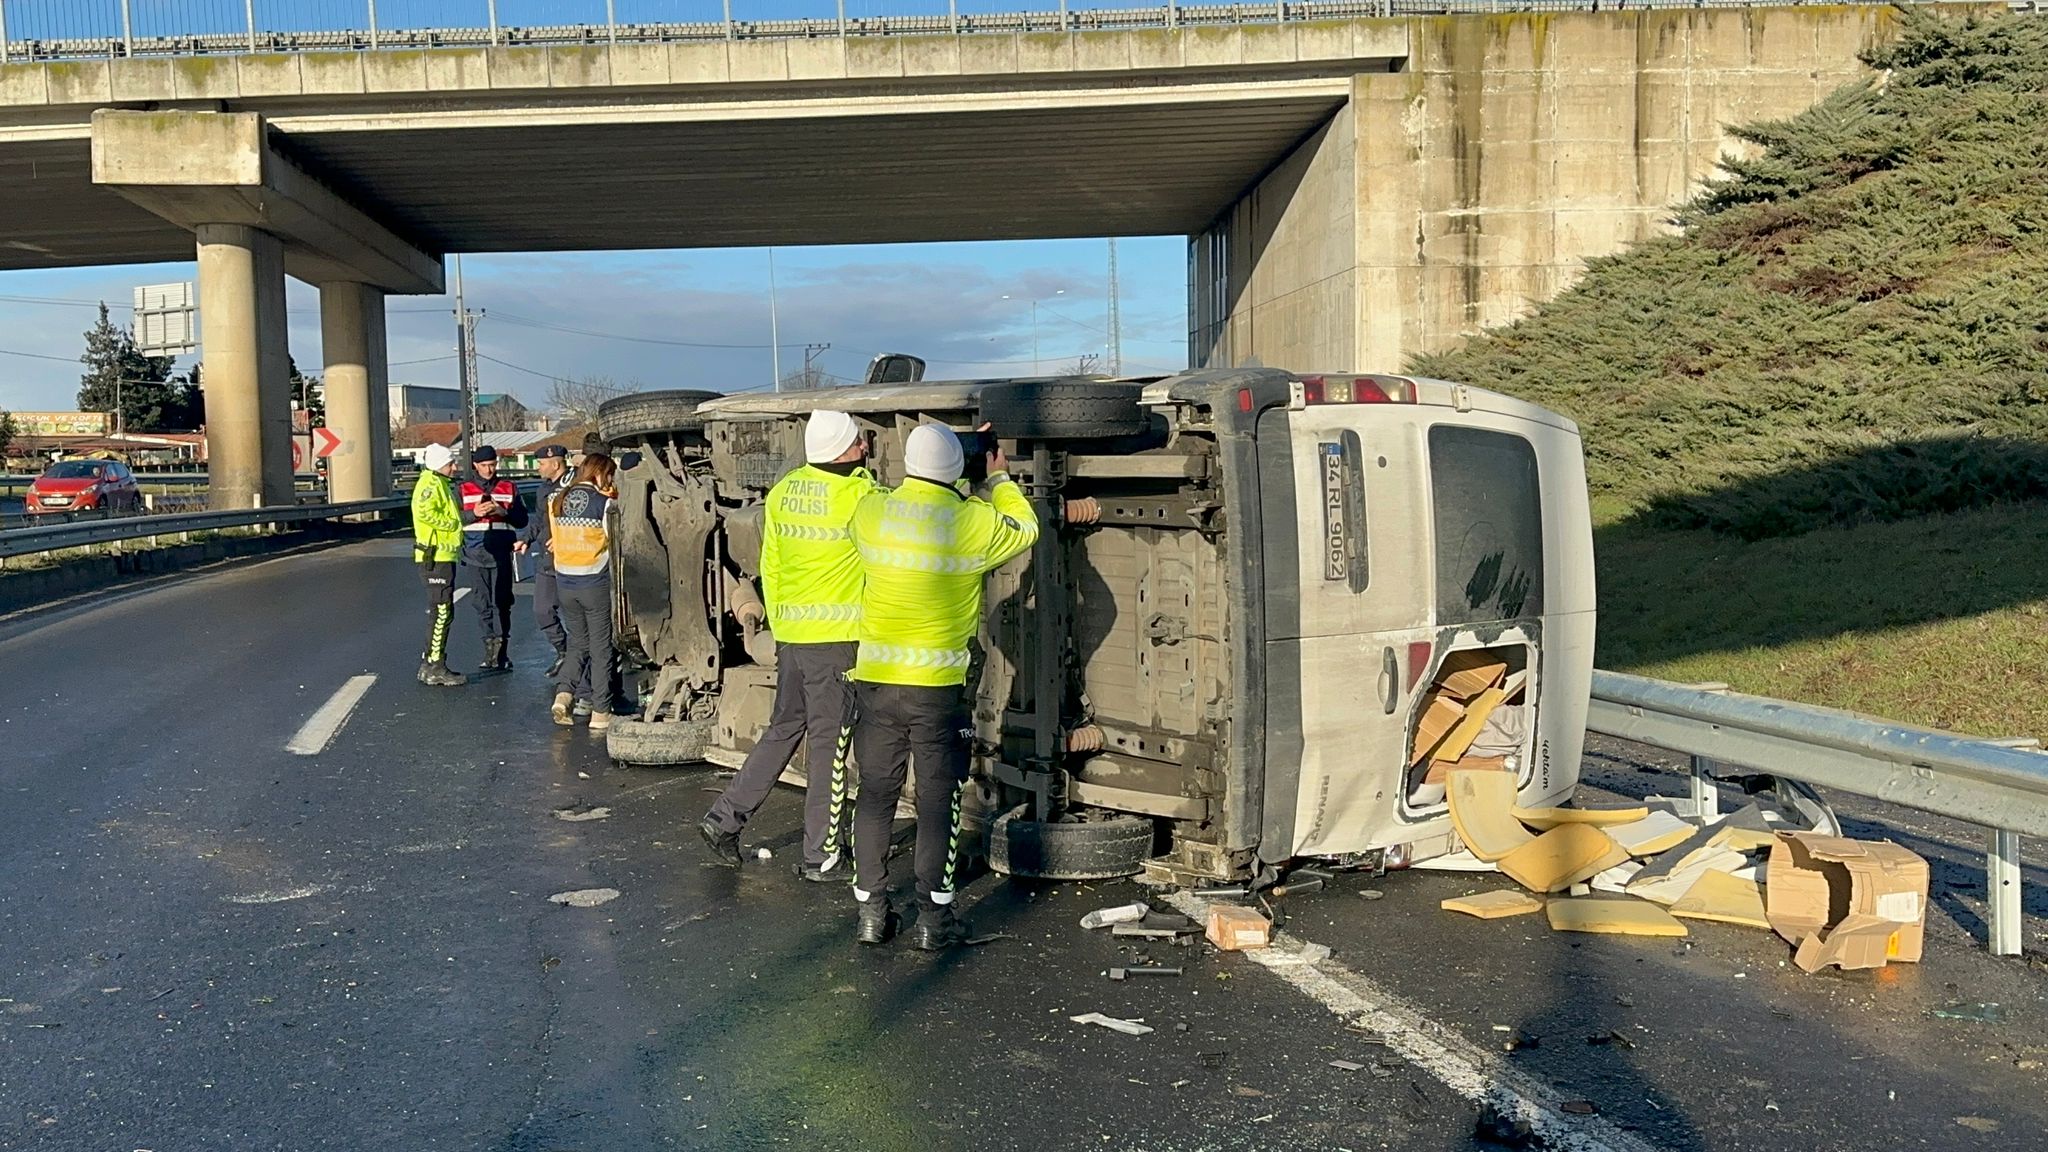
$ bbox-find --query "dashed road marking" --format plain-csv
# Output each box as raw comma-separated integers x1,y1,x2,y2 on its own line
285,674,377,756
1164,892,1667,1152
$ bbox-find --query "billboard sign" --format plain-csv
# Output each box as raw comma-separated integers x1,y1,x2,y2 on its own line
133,282,199,356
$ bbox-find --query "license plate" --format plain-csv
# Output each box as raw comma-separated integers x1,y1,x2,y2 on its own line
40,496,70,506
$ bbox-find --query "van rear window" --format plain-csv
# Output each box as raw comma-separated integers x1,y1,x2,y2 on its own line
1428,426,1543,625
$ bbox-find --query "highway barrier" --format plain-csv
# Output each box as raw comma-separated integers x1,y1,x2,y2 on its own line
1590,671,2044,957
0,496,409,561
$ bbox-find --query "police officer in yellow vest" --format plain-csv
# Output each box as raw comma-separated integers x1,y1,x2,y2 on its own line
849,423,1039,949
701,411,881,881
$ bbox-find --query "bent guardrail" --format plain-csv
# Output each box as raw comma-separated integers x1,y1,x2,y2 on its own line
1589,670,2044,957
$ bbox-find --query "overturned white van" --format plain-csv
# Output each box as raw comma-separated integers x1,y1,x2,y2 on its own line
599,368,1596,883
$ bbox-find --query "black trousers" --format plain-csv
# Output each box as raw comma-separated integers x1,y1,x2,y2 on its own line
851,680,971,907
558,581,616,714
705,642,858,867
418,559,457,663
532,561,567,653
464,533,515,641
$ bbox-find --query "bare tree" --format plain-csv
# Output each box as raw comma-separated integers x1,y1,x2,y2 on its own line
549,375,641,427
778,364,843,391
475,395,531,433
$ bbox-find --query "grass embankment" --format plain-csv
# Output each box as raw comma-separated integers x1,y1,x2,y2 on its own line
1411,14,2048,736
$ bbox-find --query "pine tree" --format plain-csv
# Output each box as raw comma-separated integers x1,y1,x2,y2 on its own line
0,410,16,462
76,303,176,433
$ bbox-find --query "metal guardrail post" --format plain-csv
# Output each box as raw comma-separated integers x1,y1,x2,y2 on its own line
1989,829,2022,957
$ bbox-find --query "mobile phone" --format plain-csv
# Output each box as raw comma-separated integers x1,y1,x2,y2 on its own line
958,429,996,484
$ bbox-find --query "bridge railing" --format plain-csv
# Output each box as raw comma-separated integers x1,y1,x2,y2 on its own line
2,0,2037,63
1590,670,2045,958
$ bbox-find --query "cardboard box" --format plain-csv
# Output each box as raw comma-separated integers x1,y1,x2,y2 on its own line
1431,686,1509,764
1424,755,1509,787
1206,904,1272,951
1765,832,1929,972
1408,692,1467,766
1433,650,1509,700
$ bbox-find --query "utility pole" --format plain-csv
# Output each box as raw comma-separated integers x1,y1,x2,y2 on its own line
803,342,831,389
768,247,782,393
454,255,481,467
1106,238,1123,376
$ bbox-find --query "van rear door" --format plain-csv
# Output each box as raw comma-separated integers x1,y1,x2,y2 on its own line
1255,390,1437,861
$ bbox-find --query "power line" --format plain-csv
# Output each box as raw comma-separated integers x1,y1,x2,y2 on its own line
491,309,803,350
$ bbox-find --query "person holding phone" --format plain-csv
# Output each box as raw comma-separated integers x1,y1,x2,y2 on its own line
845,422,1039,950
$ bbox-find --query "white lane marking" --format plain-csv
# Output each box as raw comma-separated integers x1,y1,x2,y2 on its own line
453,587,471,603
225,885,331,905
1164,892,1666,1152
285,674,378,756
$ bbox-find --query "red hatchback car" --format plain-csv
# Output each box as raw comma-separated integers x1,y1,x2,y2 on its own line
25,459,142,519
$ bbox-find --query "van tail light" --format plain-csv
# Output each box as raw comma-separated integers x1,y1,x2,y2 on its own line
1298,375,1416,406
1405,641,1433,692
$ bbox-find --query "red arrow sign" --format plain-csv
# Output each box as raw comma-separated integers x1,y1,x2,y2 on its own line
313,426,342,458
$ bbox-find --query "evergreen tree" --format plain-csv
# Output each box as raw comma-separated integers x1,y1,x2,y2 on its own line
76,303,176,433
0,410,16,462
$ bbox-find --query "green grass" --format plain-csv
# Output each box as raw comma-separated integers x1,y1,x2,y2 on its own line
1405,13,2048,733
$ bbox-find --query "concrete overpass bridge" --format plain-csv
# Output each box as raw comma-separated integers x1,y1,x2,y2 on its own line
0,2,1918,507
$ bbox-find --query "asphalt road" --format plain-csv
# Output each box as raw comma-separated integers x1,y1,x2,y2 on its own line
2,538,2044,1151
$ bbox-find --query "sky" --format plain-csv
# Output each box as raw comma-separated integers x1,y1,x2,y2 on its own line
0,237,1193,415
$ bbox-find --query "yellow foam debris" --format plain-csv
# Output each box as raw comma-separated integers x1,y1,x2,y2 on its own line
1499,824,1631,894
1431,685,1508,764
1669,869,1771,929
1511,805,1651,832
1720,826,1780,853
1547,897,1690,937
1448,768,1535,862
1606,812,1696,859
1441,889,1544,920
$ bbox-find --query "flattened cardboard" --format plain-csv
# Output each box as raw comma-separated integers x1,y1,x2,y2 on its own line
1590,860,1644,894
1766,833,1929,969
1432,686,1509,764
1448,769,1536,862
1433,650,1509,700
1669,869,1770,929
1512,805,1652,832
1500,825,1631,894
1629,822,1737,885
1206,904,1272,951
1607,812,1696,858
1628,849,1747,906
1409,692,1468,766
1442,889,1544,920
1547,897,1689,937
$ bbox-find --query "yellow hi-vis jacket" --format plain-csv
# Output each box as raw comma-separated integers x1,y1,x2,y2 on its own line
411,470,463,563
759,463,881,645
850,473,1040,687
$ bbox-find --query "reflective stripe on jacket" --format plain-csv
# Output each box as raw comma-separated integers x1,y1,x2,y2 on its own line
760,463,880,645
411,471,463,562
548,482,613,577
850,473,1039,687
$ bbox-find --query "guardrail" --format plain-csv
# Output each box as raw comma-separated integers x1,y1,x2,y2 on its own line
0,496,409,561
2,0,2037,64
1589,670,2044,957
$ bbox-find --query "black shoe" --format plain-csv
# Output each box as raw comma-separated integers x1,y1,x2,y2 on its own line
698,818,744,867
911,904,967,951
545,649,566,679
422,661,467,688
855,898,895,946
417,659,435,685
796,861,843,884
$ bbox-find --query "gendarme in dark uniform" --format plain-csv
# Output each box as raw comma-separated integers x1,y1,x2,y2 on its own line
458,444,526,671
520,443,574,678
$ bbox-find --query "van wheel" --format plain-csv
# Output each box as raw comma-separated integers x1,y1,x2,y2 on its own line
987,804,1152,880
597,390,724,445
605,716,715,766
978,381,1148,440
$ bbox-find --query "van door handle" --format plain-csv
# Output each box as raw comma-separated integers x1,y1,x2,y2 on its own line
1378,646,1398,715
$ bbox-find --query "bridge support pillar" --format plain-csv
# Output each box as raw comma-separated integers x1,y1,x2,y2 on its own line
196,224,295,511
320,283,394,502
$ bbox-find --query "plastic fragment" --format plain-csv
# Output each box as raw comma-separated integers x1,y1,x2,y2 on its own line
1071,1013,1153,1036
547,888,620,908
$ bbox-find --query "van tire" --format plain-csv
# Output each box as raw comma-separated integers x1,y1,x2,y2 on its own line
606,716,715,766
978,381,1148,440
987,804,1152,880
597,390,723,444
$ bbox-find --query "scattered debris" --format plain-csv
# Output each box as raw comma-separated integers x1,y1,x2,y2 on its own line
1206,904,1272,951
1271,875,1326,896
1199,1052,1229,1069
552,805,612,822
755,847,773,861
547,888,620,908
1111,914,1198,939
1511,804,1650,831
1192,886,1248,898
961,934,1015,947
1474,1102,1537,1147
1930,1003,2005,1023
1080,902,1150,929
1956,1117,2001,1134
1500,824,1629,893
1670,870,1770,930
1071,1012,1153,1036
1329,1059,1366,1072
1358,889,1386,902
1441,890,1543,920
1560,1100,1599,1116
1768,833,1929,973
1548,897,1688,937
1586,1030,1636,1049
1607,811,1696,858
1448,770,1537,862
1108,966,1183,981
1502,1031,1540,1052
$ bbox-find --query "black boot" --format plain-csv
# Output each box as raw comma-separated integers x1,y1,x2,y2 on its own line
416,658,435,685
697,818,744,866
796,861,845,884
422,660,467,688
911,903,967,951
855,898,895,946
